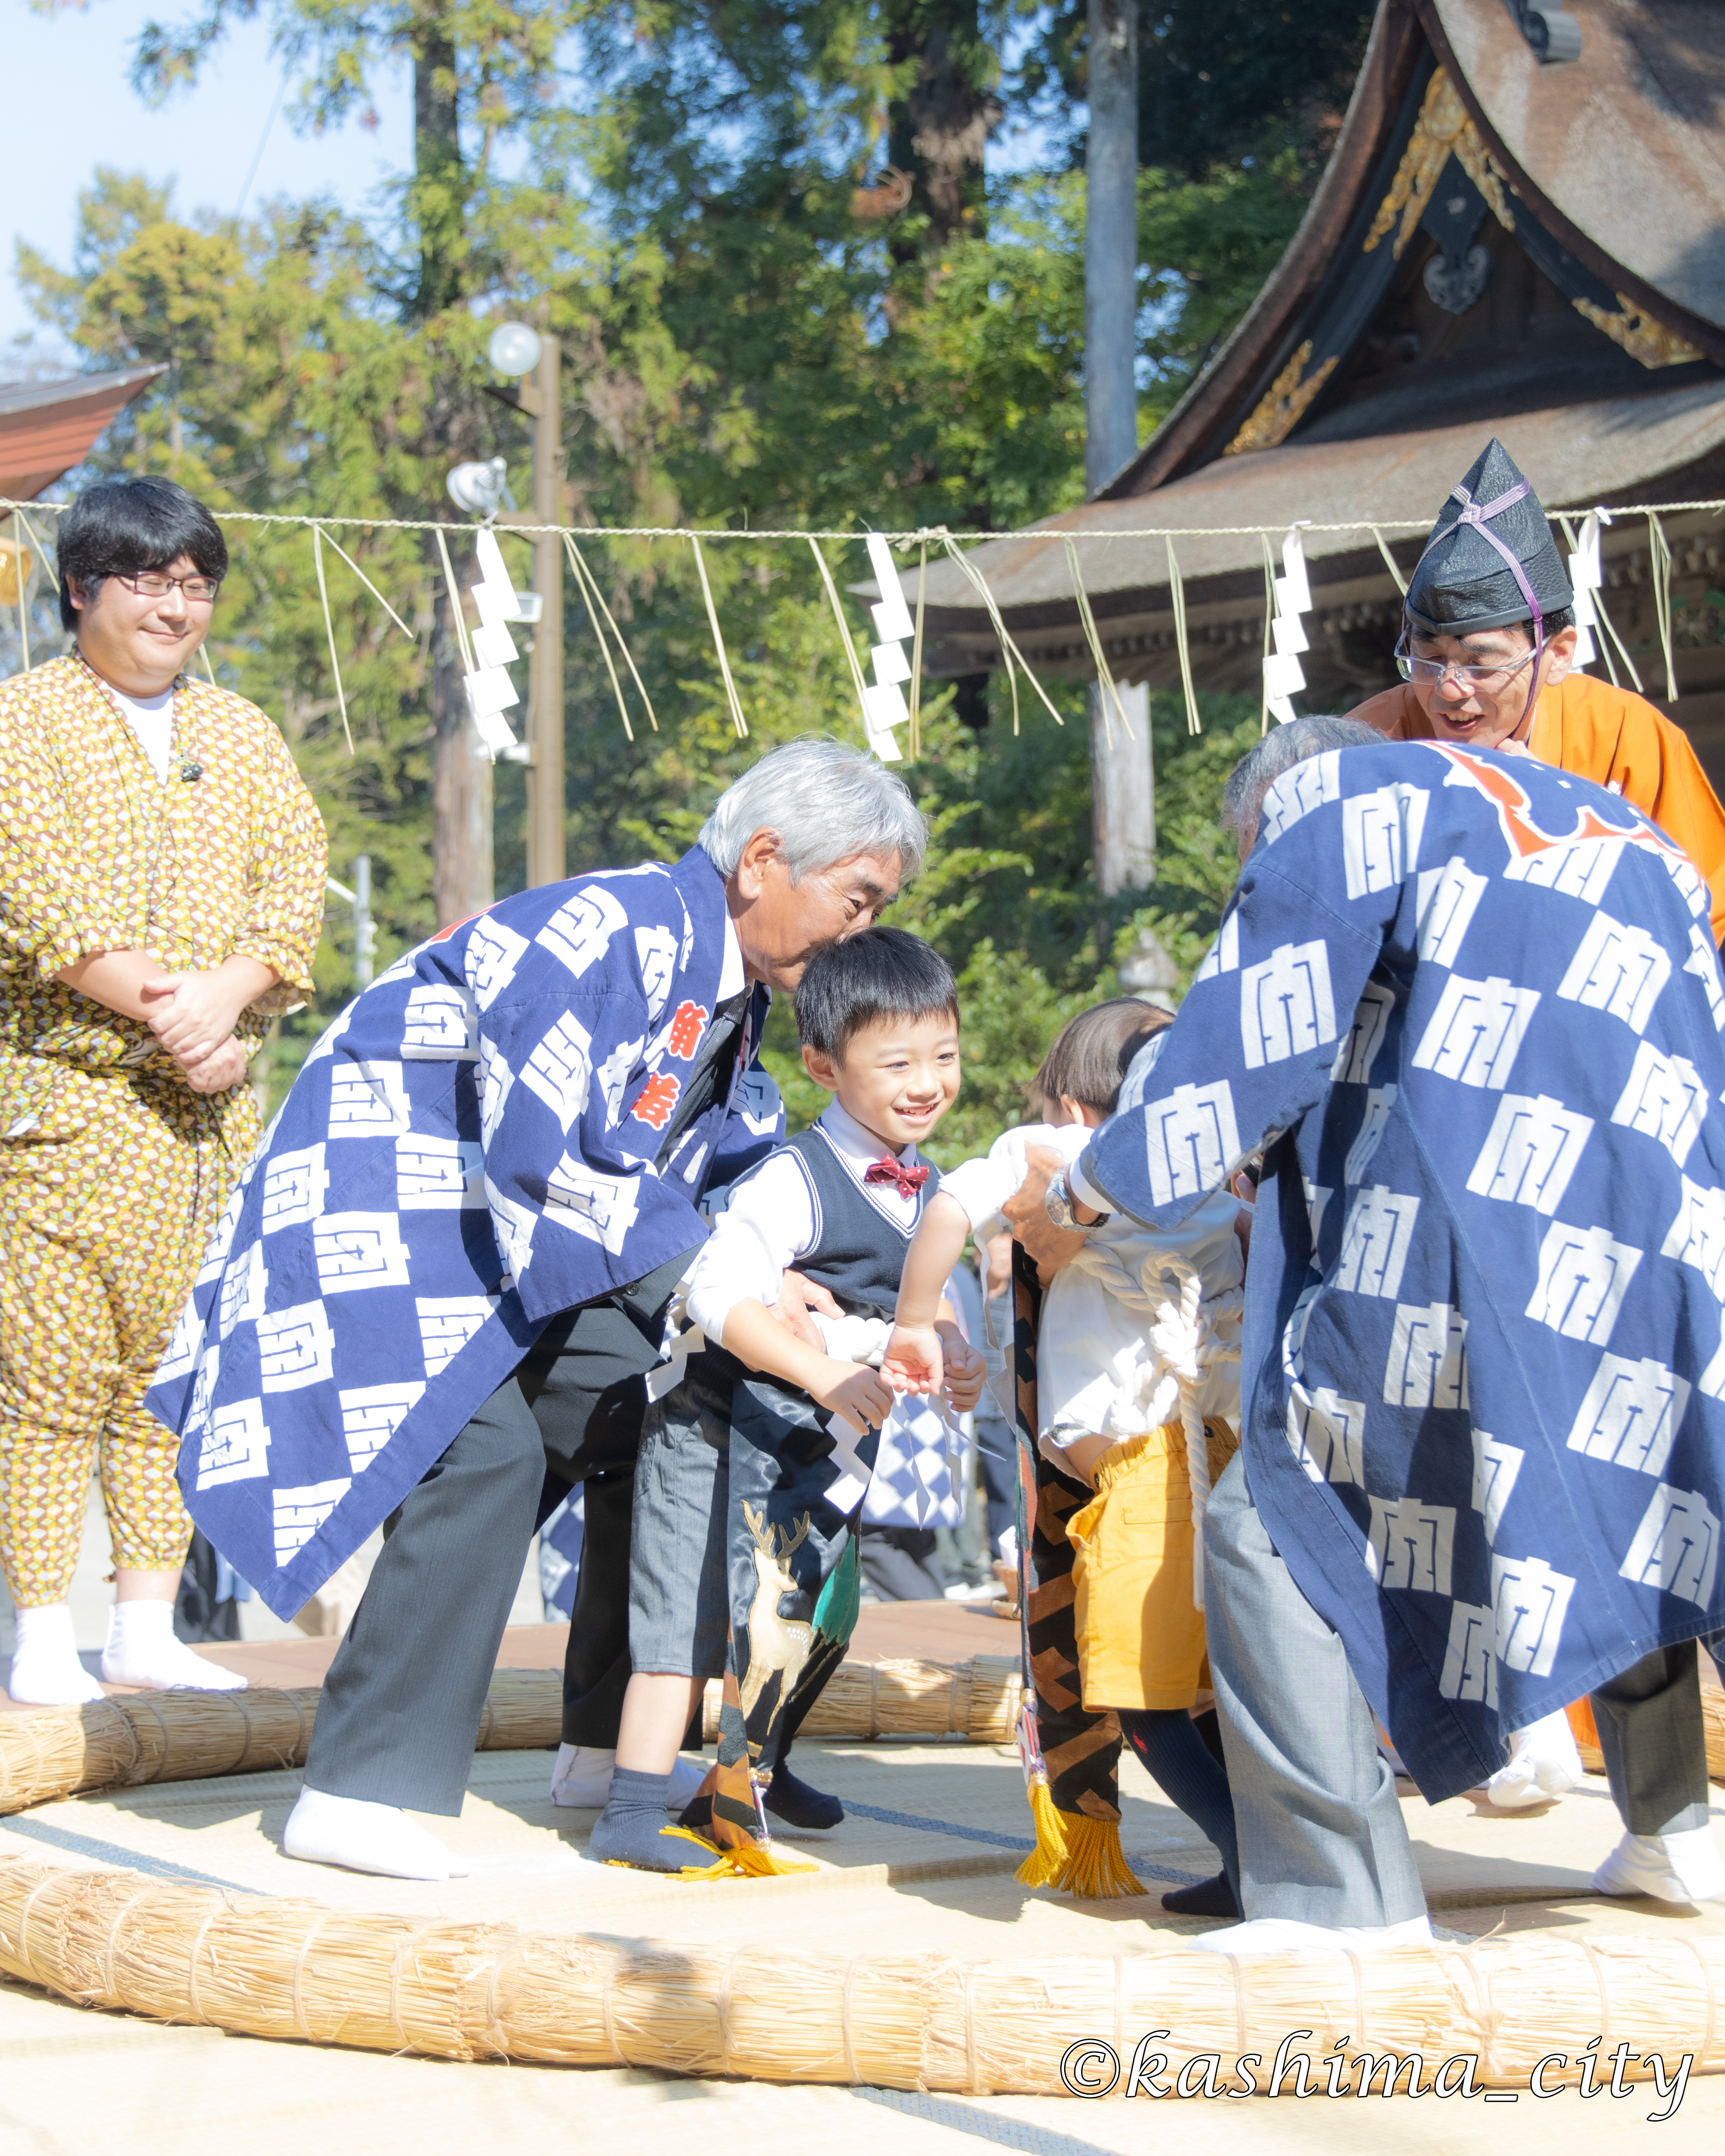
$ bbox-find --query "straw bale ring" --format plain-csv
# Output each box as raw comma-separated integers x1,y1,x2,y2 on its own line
1,1660,1015,1816
0,1688,323,1814
4,1855,1725,2096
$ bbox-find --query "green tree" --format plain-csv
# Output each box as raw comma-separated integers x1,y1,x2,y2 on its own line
17,0,1331,1124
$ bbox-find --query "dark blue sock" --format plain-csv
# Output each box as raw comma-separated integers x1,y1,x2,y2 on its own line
589,1768,690,1872
1119,1708,1240,1894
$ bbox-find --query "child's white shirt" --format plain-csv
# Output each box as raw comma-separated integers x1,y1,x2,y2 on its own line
938,1119,1243,1459
683,1098,924,1351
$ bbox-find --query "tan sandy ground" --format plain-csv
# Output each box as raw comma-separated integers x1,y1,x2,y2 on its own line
5,1624,1724,2150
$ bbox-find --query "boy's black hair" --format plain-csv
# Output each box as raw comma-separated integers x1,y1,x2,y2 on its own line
56,476,229,631
1035,997,1171,1115
794,926,959,1061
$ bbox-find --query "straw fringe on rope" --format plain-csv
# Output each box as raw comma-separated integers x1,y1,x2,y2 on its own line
938,533,1065,737
1259,533,1276,735
0,1658,1027,1817
563,534,660,736
689,532,748,736
1,1856,1722,2098
1370,524,1409,596
1649,511,1679,701
9,497,1725,539
309,526,355,755
1063,536,1135,747
807,536,875,725
1165,537,1201,736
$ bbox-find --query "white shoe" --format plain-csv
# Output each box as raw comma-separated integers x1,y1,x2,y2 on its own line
549,1744,711,1810
1187,1914,1433,1957
283,1788,470,1880
7,1604,105,1706
99,1602,246,1691
1593,1827,1725,1904
1481,1709,1583,1810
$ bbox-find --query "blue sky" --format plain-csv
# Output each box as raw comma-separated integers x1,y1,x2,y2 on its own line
3,0,411,359
4,1,1066,368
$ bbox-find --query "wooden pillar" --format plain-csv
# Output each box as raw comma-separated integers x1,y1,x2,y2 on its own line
1085,0,1154,894
526,334,565,888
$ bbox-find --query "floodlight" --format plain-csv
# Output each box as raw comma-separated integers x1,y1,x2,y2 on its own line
487,322,542,378
447,457,509,517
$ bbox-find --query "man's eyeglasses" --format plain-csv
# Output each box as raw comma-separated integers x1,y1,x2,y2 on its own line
115,572,222,604
1394,636,1537,690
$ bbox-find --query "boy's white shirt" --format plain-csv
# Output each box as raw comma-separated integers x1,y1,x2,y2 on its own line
667,1096,951,1521
683,1098,924,1348
941,1118,1243,1460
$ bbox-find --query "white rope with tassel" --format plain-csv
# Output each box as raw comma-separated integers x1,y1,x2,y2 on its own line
1066,1247,1242,1608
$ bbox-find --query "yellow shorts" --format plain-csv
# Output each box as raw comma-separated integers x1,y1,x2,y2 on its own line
1066,1419,1239,1712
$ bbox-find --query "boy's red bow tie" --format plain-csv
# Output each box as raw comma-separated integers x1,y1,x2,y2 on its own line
865,1155,929,1199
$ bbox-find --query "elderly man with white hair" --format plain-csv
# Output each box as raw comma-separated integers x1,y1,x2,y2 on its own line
146,737,923,1880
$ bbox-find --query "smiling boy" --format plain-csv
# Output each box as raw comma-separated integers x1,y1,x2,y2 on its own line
588,925,985,1872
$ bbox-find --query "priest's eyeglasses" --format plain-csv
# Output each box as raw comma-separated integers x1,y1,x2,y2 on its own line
1394,639,1537,690
115,571,222,604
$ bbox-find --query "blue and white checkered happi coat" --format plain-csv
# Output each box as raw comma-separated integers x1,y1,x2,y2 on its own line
1081,740,1725,1800
147,847,780,1619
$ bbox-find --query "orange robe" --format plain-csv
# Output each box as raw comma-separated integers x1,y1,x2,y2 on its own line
1350,674,1725,943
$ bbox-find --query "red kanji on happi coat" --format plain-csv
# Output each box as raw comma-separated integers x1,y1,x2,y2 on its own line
665,1000,709,1059
631,1072,682,1130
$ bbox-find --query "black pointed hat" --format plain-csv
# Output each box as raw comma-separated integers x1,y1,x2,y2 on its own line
1404,438,1572,638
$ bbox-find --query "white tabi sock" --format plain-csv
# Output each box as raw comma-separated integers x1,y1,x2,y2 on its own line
550,1744,710,1811
1186,1914,1433,1958
99,1600,247,1692
7,1603,105,1706
1481,1709,1584,1810
283,1787,471,1880
1593,1827,1725,1904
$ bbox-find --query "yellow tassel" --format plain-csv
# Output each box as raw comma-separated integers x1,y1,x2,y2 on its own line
1014,1772,1070,1888
662,1824,818,1880
1047,1814,1146,1901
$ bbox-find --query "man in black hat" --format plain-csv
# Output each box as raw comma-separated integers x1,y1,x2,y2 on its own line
1351,438,1725,941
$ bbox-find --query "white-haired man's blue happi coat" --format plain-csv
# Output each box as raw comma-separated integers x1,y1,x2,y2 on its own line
147,847,780,1619
1078,740,1725,1801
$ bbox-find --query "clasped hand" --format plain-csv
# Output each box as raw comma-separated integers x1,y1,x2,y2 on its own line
140,955,275,1094
879,1320,987,1412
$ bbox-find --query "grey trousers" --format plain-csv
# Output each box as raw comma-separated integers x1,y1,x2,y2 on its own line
1202,1453,1427,1926
1203,1454,1716,1925
302,1377,546,1814
303,1246,701,1815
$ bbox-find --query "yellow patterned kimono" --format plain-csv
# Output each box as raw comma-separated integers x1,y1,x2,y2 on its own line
0,652,326,1605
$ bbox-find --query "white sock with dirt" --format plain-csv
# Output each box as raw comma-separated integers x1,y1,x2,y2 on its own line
99,1600,247,1691
283,1787,470,1881
7,1602,105,1706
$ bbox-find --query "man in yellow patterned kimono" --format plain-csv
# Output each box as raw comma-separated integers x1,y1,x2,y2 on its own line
0,476,325,1703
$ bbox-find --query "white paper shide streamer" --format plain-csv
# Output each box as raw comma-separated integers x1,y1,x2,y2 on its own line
861,533,915,763
1263,528,1312,726
1567,511,1602,669
463,529,540,761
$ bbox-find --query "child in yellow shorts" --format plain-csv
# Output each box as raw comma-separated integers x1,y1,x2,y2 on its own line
885,1000,1246,1914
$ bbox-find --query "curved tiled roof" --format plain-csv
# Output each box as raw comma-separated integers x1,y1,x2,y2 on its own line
1432,0,1725,338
